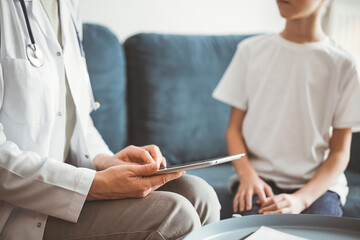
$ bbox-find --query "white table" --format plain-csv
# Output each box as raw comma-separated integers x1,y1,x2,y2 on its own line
185,214,360,240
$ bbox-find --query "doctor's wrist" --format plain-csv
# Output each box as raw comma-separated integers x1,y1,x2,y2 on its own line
93,154,114,171
87,171,106,200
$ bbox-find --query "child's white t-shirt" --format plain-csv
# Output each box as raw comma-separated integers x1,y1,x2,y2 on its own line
213,33,360,204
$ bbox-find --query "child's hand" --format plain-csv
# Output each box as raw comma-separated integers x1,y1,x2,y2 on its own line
233,175,274,213
258,193,307,214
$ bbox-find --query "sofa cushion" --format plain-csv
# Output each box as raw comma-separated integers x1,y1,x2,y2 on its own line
83,23,127,152
188,164,236,219
124,34,254,165
347,132,360,174
343,171,360,218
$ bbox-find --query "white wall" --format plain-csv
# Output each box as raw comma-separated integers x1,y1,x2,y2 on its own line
328,0,360,61
79,0,285,42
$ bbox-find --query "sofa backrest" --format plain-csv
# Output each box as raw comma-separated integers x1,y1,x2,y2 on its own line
83,23,127,153
83,23,360,172
349,133,360,173
124,33,255,165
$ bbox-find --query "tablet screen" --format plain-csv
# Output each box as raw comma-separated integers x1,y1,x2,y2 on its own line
153,153,245,175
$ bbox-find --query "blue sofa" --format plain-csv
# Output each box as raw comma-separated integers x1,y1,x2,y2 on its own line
82,23,360,219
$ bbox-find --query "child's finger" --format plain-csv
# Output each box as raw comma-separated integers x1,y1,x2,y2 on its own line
262,206,290,214
233,193,240,212
264,185,274,197
260,196,287,213
255,188,267,204
261,197,274,208
239,191,246,212
259,202,278,213
263,209,284,214
245,189,253,211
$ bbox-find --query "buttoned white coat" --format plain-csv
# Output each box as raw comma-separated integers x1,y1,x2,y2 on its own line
0,0,113,239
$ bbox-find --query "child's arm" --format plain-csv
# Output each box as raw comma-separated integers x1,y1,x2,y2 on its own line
227,107,274,213
259,128,352,214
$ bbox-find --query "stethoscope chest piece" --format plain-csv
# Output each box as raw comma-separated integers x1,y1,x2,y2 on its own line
26,44,44,68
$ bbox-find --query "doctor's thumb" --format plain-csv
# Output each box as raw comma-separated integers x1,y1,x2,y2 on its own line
132,163,159,176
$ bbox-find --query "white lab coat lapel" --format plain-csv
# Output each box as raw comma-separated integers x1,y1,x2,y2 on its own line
61,1,92,129
59,0,94,168
59,0,67,47
9,0,61,58
28,0,49,41
0,0,106,238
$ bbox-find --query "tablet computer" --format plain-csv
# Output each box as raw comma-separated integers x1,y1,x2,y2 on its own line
153,153,245,175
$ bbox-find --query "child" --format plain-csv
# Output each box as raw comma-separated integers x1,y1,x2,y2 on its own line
213,0,360,216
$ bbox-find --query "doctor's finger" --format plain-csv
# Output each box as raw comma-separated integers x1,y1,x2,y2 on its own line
143,145,163,166
131,147,156,164
131,163,159,176
161,157,167,168
147,171,185,190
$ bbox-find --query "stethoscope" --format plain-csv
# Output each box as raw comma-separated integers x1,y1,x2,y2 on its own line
19,0,44,68
17,0,100,110
18,0,85,68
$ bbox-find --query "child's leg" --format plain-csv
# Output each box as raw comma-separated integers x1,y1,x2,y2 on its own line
301,191,343,216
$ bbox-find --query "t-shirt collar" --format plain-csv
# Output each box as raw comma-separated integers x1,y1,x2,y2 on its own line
274,33,330,51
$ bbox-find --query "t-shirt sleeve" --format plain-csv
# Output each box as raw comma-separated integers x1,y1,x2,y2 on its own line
212,44,248,111
333,61,360,132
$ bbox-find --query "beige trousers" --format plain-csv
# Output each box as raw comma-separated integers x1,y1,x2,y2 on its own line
43,175,221,240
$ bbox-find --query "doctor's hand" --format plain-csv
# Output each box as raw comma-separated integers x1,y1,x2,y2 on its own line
87,163,184,200
234,173,274,213
258,193,307,214
94,145,166,171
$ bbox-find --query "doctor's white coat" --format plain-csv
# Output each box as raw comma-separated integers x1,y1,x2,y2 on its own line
0,0,113,239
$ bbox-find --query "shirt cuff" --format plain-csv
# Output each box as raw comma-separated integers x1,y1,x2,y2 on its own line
64,167,96,223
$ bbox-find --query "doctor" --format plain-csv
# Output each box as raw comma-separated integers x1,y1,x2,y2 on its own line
0,0,221,239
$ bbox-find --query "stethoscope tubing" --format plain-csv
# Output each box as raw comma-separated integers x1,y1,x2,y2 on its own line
15,0,99,108
18,0,44,67
18,0,36,45
17,0,84,59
